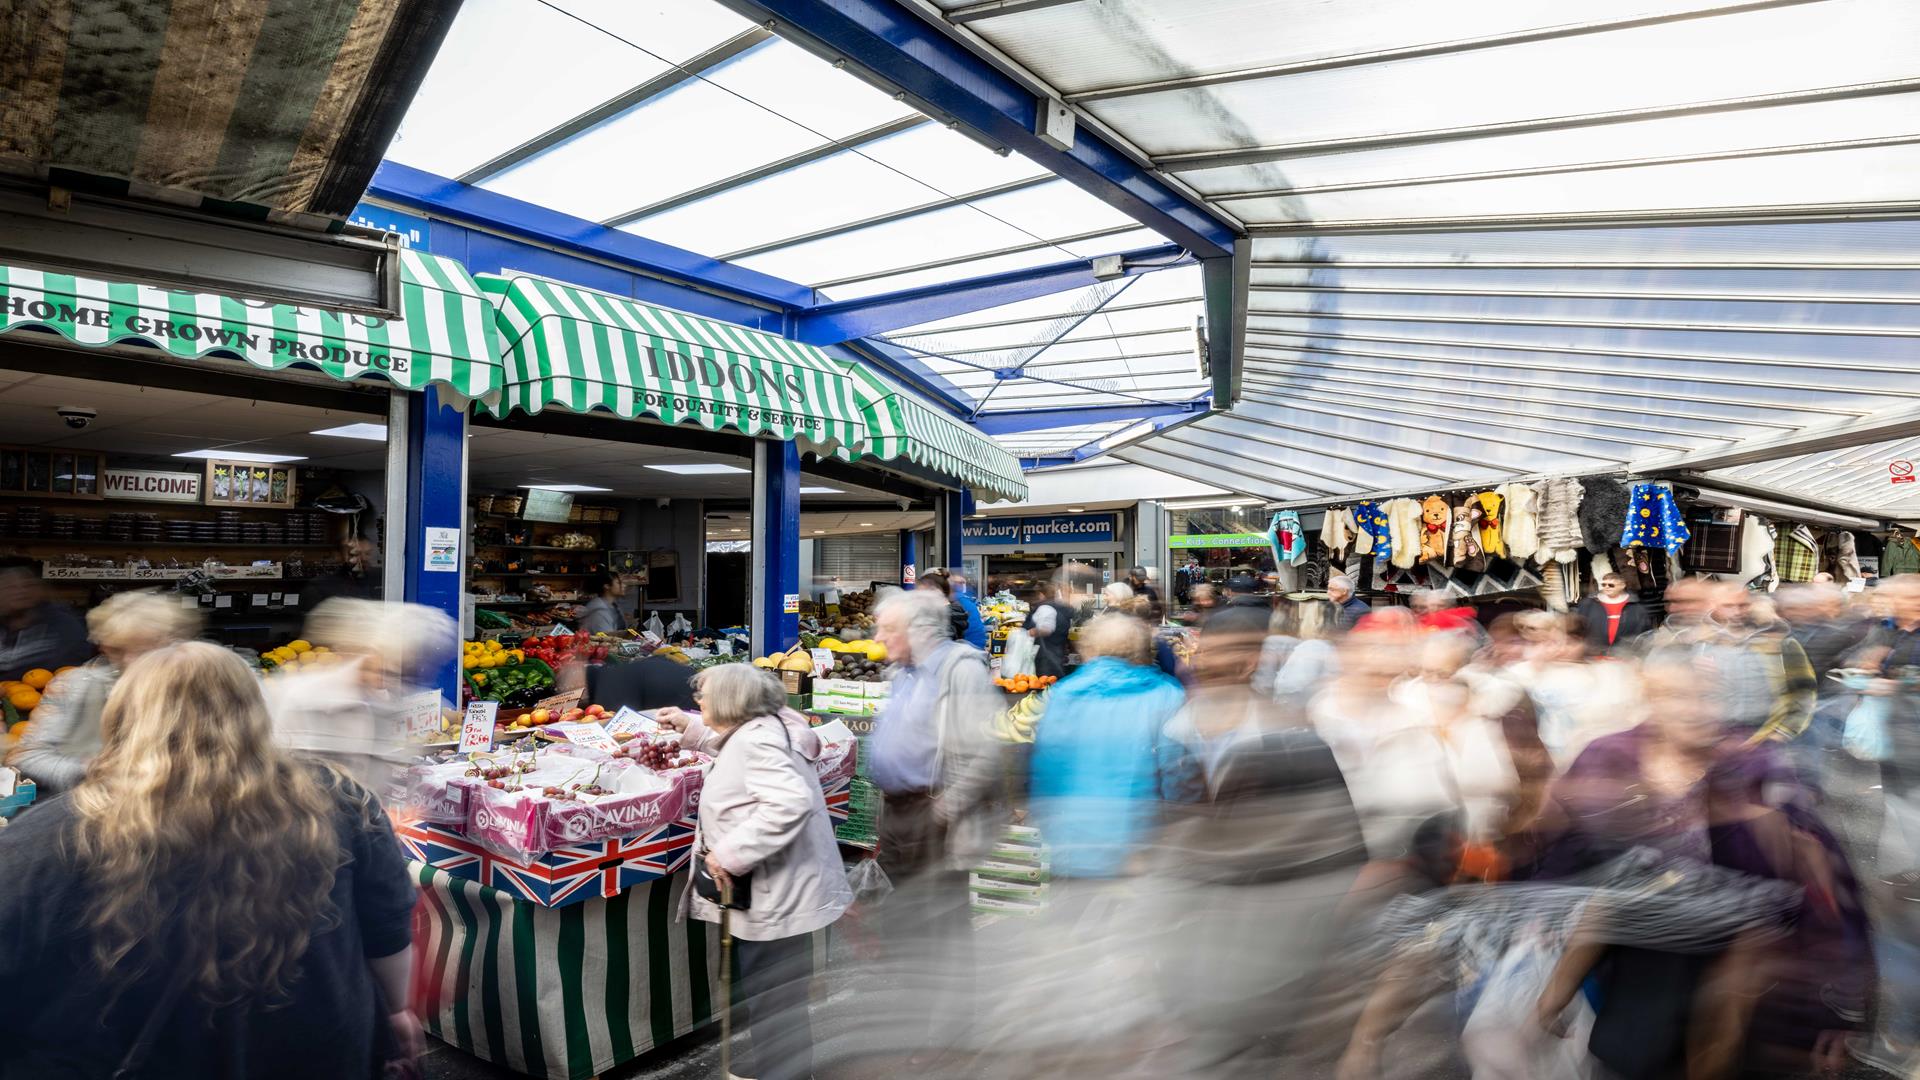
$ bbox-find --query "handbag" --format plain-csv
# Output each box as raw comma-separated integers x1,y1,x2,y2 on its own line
693,715,797,911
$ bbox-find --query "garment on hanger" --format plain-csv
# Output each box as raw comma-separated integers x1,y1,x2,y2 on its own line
1354,500,1392,557
1537,477,1585,564
1270,510,1308,565
1822,530,1862,583
1737,515,1777,593
1498,482,1541,562
1474,491,1507,559
1621,482,1690,554
1385,497,1425,569
1321,506,1358,558
1773,524,1819,584
1578,477,1631,554
1681,508,1742,574
1883,532,1920,577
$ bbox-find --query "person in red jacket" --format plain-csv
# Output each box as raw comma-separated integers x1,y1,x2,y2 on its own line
1573,572,1652,655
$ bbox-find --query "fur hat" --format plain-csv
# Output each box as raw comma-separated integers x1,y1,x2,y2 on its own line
1578,477,1631,554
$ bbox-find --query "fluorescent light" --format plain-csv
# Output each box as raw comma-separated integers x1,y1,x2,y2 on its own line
859,522,875,527
1066,507,1085,513
812,529,825,534
173,449,305,463
310,423,387,441
645,463,747,476
799,486,842,494
521,484,610,493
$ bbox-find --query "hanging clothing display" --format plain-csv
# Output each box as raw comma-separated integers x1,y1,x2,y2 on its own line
1773,524,1819,583
1884,532,1920,577
1737,515,1777,592
1354,500,1392,557
1384,497,1424,569
1578,477,1631,555
1419,496,1452,563
1621,483,1690,554
1822,530,1862,583
1498,482,1541,562
1680,508,1742,574
1536,477,1585,565
1474,491,1507,559
1268,510,1307,565
1320,506,1359,558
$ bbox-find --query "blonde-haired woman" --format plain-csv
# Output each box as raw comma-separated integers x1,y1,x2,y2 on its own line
0,641,421,1077
8,589,202,793
656,663,850,1080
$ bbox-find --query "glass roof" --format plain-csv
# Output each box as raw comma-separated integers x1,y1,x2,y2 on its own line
934,0,1920,504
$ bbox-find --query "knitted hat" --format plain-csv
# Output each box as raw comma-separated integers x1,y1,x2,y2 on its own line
1577,477,1631,554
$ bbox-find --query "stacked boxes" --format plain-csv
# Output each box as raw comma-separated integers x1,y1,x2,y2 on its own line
970,824,1050,917
810,678,888,717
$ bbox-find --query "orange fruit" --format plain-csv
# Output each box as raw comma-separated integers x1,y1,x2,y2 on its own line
54,666,75,676
20,669,53,691
9,721,28,740
8,687,41,712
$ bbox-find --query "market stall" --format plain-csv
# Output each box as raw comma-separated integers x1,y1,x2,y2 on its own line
396,706,856,1080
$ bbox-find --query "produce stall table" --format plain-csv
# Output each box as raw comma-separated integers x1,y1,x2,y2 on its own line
398,733,852,1080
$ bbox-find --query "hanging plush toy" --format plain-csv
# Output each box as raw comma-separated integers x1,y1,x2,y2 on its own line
1452,497,1482,563
1474,491,1507,559
1386,497,1424,569
1419,496,1451,563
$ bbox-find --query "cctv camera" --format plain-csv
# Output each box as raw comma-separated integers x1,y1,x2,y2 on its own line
56,406,96,430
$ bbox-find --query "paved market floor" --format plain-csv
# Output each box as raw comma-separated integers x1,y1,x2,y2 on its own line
425,753,1908,1080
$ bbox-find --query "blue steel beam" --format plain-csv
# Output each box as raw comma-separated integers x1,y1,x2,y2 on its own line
792,242,1190,345
717,0,1237,260
973,398,1206,435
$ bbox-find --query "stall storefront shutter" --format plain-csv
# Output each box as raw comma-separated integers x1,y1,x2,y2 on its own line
839,367,1028,503
817,534,900,588
481,272,866,454
0,250,502,403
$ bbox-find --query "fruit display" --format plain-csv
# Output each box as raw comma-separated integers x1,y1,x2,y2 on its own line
462,639,556,704
995,674,1058,693
824,651,886,683
256,639,342,672
505,701,610,730
518,632,631,668
614,736,701,771
752,645,821,673
3,667,73,730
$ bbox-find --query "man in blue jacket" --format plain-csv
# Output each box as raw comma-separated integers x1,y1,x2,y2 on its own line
947,567,988,649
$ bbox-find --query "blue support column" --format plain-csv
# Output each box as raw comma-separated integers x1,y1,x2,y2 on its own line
939,490,968,572
403,385,468,705
899,529,918,586
751,440,802,657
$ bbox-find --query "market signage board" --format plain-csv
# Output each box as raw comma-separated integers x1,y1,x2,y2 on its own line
1169,532,1272,549
962,513,1116,547
101,468,201,503
460,701,499,753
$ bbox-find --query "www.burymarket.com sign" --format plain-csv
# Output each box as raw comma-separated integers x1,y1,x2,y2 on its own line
963,513,1116,547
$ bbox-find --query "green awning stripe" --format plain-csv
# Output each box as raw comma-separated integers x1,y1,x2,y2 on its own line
481,271,867,453
839,366,1028,501
0,251,502,404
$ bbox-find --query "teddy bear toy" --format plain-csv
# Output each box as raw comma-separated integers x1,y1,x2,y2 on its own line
1419,496,1451,563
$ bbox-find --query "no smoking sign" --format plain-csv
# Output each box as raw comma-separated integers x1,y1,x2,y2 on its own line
1893,460,1915,485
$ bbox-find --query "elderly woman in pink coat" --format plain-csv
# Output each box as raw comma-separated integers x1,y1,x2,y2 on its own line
658,664,850,1080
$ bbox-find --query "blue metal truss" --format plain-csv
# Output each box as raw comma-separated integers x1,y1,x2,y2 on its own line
712,0,1236,260
973,398,1208,436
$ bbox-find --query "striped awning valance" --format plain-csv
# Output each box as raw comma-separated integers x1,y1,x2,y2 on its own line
0,249,502,400
481,273,866,453
845,368,1028,502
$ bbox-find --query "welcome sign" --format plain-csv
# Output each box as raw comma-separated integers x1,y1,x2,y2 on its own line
963,513,1117,547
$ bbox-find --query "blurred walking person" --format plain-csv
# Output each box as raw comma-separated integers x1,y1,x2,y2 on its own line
1028,578,1077,680
8,590,201,795
0,642,421,1078
657,665,851,1080
867,587,1003,1062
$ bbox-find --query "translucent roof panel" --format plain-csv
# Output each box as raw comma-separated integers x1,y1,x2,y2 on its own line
1710,436,1920,517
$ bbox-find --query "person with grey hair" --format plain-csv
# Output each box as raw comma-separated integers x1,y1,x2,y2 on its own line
1327,575,1371,631
9,590,203,793
655,664,849,1080
867,586,1003,1059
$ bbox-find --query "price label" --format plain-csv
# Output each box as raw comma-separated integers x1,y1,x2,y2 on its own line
810,648,834,677
557,721,620,754
460,701,499,753
535,689,584,714
783,593,800,614
641,630,663,646
606,707,654,738
400,690,443,740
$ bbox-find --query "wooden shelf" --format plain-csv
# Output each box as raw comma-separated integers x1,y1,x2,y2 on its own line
473,599,581,608
471,544,603,553
471,571,597,578
8,538,338,549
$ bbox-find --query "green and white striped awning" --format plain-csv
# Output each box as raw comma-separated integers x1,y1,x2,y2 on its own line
0,249,502,401
481,272,866,453
844,368,1028,503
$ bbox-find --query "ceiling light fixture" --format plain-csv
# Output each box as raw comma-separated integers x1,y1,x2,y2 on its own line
799,486,842,494
521,484,611,493
173,449,305,463
1066,507,1085,513
812,529,825,534
309,422,388,441
858,522,875,527
645,463,748,476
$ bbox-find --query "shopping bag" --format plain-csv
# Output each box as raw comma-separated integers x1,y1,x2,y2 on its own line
1843,693,1892,762
1001,626,1037,678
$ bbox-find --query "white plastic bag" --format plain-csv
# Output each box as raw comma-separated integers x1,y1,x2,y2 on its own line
847,856,893,907
1000,626,1037,678
644,612,666,639
668,613,692,637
